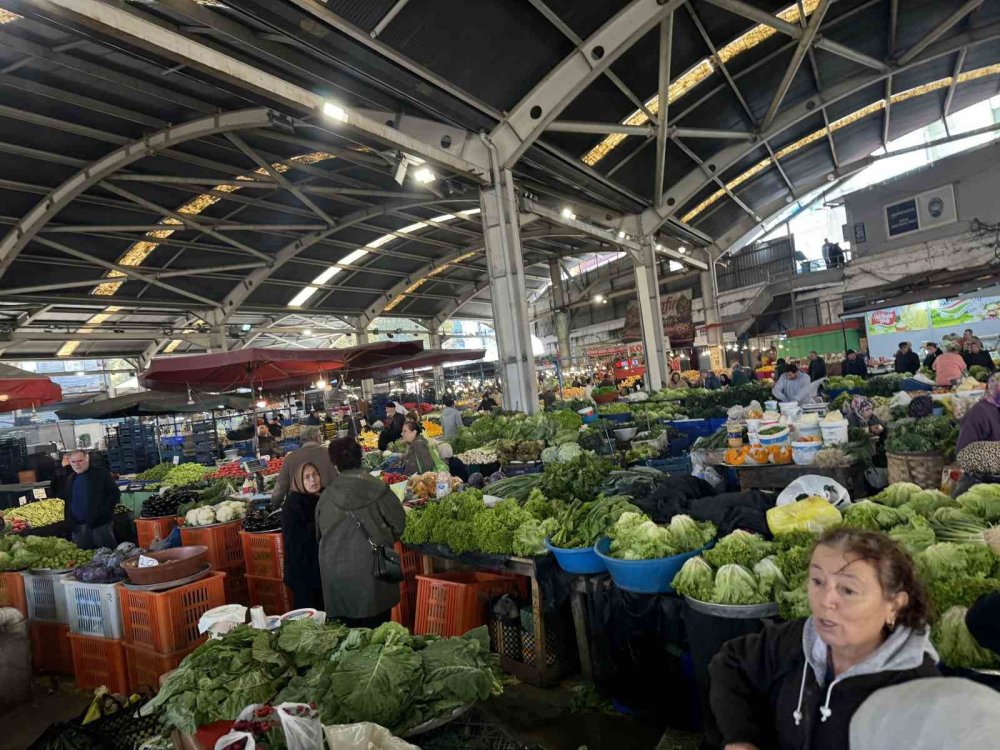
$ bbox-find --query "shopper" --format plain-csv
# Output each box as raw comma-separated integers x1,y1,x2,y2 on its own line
962,328,975,351
922,342,940,370
730,365,749,387
962,338,995,373
436,442,469,482
439,395,463,439
478,391,499,411
63,450,120,550
956,374,1000,452
667,371,689,390
280,461,325,610
931,341,967,386
849,677,1000,750
256,423,278,457
704,371,721,390
842,349,868,378
267,415,283,439
807,351,827,381
710,528,937,750
719,373,731,388
772,363,812,404
377,402,405,451
599,373,616,388
271,426,336,506
401,419,435,476
773,358,788,378
317,437,405,628
894,342,920,374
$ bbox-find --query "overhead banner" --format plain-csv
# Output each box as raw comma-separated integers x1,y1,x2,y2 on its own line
865,302,930,335
622,290,694,345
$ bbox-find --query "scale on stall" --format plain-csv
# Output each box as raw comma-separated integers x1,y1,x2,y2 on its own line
241,456,270,496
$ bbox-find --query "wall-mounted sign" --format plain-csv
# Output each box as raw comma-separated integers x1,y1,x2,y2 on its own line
885,198,919,237
884,184,957,239
853,222,867,244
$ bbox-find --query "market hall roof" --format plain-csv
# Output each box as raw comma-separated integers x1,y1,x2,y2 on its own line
0,1,998,358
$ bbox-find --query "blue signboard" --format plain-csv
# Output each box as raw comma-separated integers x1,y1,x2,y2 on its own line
885,198,919,237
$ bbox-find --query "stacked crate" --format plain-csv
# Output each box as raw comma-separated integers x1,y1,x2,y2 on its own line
192,420,218,466
0,436,27,483
240,531,292,615
180,521,248,604
64,579,128,693
106,419,158,475
119,571,226,692
391,543,422,630
24,572,73,675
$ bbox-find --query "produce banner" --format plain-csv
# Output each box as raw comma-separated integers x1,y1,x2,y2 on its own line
865,302,929,335
929,298,985,328
622,290,694,344
585,343,644,358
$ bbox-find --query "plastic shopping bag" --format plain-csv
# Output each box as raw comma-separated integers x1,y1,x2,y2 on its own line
214,703,322,750
767,496,843,536
776,475,851,510
324,722,419,750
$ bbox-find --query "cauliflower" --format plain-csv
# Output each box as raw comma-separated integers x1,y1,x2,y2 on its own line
194,507,216,526
185,509,201,526
215,504,235,523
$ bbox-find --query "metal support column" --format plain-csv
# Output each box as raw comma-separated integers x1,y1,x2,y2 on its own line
548,259,572,374
700,268,724,369
356,328,375,400
479,151,538,413
211,325,228,353
633,240,668,392
428,331,447,397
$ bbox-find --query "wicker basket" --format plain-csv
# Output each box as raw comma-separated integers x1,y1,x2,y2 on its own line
886,451,947,489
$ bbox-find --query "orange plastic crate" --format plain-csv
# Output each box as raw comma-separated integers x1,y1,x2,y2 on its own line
392,579,417,631
69,634,128,693
135,517,177,548
29,621,73,674
223,568,249,606
179,520,244,570
239,531,285,578
119,571,225,653
396,542,421,579
246,574,293,615
0,570,27,617
124,642,199,693
413,571,525,638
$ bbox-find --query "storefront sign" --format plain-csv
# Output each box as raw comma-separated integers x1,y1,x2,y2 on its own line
621,290,694,344
866,303,929,335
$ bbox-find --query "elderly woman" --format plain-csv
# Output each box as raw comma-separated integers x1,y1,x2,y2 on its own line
667,371,688,390
842,396,884,437
436,442,469,482
957,374,1000,453
280,461,325,610
932,341,967,386
401,419,435,475
317,437,406,627
710,527,937,750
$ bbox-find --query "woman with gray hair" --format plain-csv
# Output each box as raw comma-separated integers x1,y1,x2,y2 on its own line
436,442,469,482
270,425,336,506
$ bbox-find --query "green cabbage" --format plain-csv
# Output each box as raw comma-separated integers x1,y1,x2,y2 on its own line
842,500,909,530
872,482,922,508
668,514,716,553
608,512,677,560
753,556,789,599
956,484,1000,522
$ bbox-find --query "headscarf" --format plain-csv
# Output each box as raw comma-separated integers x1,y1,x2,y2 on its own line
849,395,874,421
984,373,1000,407
290,461,321,496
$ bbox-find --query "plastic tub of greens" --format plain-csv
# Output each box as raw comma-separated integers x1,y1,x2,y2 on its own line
593,538,710,594
544,539,607,575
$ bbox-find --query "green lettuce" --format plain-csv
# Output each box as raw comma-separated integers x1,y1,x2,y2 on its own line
704,530,773,569
671,556,714,600
712,564,769,605
932,606,999,669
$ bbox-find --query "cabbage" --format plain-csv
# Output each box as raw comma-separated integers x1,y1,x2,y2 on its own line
608,512,677,560
703,530,773,569
712,564,769,605
872,482,922,508
842,500,909,531
671,556,714,600
753,556,789,599
557,443,583,463
541,447,560,465
668,514,716,553
956,484,1000,522
907,490,958,517
917,542,995,582
932,606,999,669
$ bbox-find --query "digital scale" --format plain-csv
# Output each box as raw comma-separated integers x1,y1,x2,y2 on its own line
241,457,270,495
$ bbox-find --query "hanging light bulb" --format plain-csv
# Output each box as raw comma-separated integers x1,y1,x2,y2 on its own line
256,398,267,409
315,376,327,389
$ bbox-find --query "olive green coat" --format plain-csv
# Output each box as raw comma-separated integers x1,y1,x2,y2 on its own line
315,468,406,619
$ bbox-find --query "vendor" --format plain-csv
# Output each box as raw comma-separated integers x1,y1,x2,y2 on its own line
922,342,940,370
844,396,884,437
436,442,469,482
478,391,499,411
730,365,749,387
377,402,405,451
267,414,283,438
281,461,325,610
719,373,731,388
956,374,1000,452
807,351,827,381
962,338,995,374
771,363,812,404
894,341,920,374
710,528,937,750
704,371,721,390
667,371,689,390
439,395,463,439
257,423,278,457
401,420,435,475
932,341,967,386
842,349,868,378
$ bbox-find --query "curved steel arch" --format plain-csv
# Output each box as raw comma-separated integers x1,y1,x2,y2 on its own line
0,107,276,280
640,20,1000,235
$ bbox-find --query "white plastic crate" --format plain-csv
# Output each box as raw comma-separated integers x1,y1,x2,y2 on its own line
62,579,124,639
22,572,71,623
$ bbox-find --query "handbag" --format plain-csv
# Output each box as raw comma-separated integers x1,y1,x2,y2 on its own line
348,510,404,583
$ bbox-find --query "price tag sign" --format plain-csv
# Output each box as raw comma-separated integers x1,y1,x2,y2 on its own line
172,455,181,465
360,419,367,428
18,496,27,506
32,488,47,500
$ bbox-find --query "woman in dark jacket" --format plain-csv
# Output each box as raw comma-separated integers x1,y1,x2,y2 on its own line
317,437,406,628
401,420,435,476
710,528,937,750
842,349,868,378
280,461,324,610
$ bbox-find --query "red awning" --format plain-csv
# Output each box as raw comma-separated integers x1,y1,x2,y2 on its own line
139,341,424,392
0,363,62,412
344,349,487,380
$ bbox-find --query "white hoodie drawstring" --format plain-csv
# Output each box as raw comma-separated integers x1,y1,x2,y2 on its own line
792,663,808,726
820,682,835,722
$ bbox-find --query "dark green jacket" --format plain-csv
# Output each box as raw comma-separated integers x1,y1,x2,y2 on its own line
315,468,406,619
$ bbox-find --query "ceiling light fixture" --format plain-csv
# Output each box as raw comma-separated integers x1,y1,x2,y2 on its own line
303,329,312,336
560,207,576,220
256,399,267,409
413,166,436,184
322,102,349,122
75,370,85,377
592,294,604,304
678,245,687,254
315,377,327,389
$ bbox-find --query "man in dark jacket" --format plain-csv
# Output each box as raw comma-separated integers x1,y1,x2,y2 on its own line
922,342,940,370
807,351,827,381
962,338,995,373
842,349,868,378
894,342,920,374
377,403,405,451
63,450,119,549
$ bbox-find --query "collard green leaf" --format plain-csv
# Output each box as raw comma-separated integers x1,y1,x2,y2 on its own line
325,644,423,728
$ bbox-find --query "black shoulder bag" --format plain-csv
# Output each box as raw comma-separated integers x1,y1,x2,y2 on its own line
348,509,403,583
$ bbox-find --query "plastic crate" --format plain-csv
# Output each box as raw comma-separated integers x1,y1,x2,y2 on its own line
396,542,421,579
29,621,73,674
223,568,250,605
392,578,417,631
64,579,124,639
124,642,199,693
239,531,285,579
246,574,293,615
413,572,526,638
646,456,692,475
0,570,27,616
22,572,71,623
180,520,244,570
135,517,177,548
68,634,129,693
119,571,225,653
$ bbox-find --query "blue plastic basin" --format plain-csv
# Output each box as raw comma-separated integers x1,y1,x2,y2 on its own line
594,537,710,594
544,538,608,575
600,412,632,424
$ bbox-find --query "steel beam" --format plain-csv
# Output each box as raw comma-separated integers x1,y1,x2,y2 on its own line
0,107,274,281
700,0,890,72
491,0,685,167
943,47,969,122
897,0,985,66
546,121,654,136
370,0,410,38
654,13,673,208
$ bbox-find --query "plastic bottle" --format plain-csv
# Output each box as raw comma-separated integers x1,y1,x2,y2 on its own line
435,470,452,499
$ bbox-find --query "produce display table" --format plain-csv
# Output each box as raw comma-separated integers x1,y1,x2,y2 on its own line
0,481,54,510
736,463,867,497
413,547,583,686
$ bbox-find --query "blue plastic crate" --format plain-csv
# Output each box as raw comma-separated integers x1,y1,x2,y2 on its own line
668,436,692,457
646,456,692,475
504,461,543,476
666,419,716,439
707,417,727,432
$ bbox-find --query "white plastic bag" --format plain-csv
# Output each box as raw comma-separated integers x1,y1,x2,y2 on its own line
691,461,724,490
214,703,322,750
776,475,851,510
324,722,419,750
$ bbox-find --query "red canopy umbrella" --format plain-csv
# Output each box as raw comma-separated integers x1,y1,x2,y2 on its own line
0,363,62,412
138,341,424,392
342,348,487,380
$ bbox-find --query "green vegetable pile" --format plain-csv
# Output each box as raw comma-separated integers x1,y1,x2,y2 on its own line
548,494,640,550
672,530,784,606
538,453,613,504
137,462,173,482
885,416,959,460
933,606,998,669
606,512,715,560
162,462,212,488
147,620,497,735
864,373,908,397
0,536,93,571
451,411,581,455
824,375,865,390
969,365,992,383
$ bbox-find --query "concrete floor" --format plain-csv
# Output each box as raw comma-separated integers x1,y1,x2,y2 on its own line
1,676,92,749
